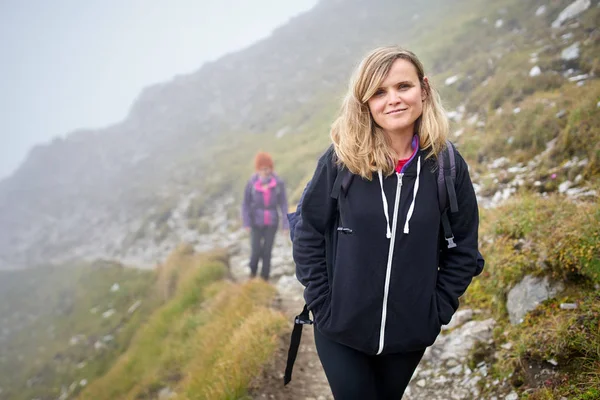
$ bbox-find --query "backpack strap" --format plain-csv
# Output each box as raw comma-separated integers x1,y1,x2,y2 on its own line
330,166,354,200
438,140,458,249
284,304,312,385
444,141,458,213
285,159,354,385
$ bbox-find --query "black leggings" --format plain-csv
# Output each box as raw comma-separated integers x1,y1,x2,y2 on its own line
314,328,424,399
249,225,278,279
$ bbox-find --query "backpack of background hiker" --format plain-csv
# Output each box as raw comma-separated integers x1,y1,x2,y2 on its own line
283,141,484,384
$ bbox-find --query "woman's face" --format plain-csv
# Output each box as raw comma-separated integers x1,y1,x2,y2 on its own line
258,167,272,179
367,58,427,138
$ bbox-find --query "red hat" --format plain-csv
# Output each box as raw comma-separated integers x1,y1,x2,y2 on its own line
254,152,274,171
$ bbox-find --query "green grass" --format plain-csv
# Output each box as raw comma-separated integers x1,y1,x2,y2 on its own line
498,288,600,399
463,193,600,397
78,250,286,400
0,247,287,400
0,261,158,400
464,193,600,315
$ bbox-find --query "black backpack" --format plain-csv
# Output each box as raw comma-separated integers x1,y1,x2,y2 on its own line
283,141,484,385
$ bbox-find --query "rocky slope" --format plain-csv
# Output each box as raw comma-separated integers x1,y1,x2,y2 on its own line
7,0,598,270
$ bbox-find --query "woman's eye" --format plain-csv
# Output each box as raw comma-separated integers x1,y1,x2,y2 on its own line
398,84,411,90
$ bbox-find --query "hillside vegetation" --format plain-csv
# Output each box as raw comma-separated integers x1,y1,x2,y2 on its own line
464,194,600,398
0,248,287,400
77,246,286,400
0,261,158,400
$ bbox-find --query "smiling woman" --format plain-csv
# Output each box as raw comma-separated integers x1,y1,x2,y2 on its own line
367,59,427,156
331,47,449,179
292,46,482,399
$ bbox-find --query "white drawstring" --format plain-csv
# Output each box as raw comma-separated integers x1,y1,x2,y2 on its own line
403,155,421,234
377,170,392,239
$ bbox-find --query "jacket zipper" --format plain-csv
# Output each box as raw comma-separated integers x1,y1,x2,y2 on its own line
377,172,403,355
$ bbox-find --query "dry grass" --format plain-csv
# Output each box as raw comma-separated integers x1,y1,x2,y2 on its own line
78,250,286,400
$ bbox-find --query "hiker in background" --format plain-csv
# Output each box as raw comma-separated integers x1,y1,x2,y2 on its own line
292,46,482,398
242,151,289,280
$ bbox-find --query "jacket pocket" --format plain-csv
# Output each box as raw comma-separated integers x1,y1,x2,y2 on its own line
310,291,332,329
430,292,443,341
435,289,456,325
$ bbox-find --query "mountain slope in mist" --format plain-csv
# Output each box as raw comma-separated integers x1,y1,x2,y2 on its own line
0,0,598,270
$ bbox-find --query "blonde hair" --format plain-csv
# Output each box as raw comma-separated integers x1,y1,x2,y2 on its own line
331,46,449,178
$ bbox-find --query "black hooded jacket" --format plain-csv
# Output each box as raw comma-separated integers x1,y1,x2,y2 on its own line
293,145,480,355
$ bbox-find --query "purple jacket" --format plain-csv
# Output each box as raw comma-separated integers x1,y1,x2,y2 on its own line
242,173,289,229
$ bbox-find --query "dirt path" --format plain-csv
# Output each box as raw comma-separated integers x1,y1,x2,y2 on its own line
229,234,333,400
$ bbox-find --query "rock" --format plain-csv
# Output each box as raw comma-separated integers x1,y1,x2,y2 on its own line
552,0,591,28
513,107,521,114
490,187,516,207
445,75,460,86
80,379,88,386
102,309,116,318
110,283,120,292
547,358,558,366
561,42,580,61
568,73,589,82
568,189,597,199
558,181,572,194
416,379,426,387
425,319,496,362
448,365,463,375
489,157,510,169
442,309,474,331
501,342,513,350
158,387,176,400
506,275,564,324
495,19,503,28
467,114,479,125
556,110,567,118
560,302,577,310
275,126,290,139
505,391,519,400
535,5,547,16
128,300,142,314
69,334,85,346
446,358,459,367
276,275,305,301
269,262,295,279
529,66,541,77
446,110,463,122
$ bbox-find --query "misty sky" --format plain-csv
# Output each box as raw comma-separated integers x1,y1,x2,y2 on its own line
0,0,318,180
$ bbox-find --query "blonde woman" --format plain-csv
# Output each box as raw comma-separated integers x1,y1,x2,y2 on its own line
293,47,482,398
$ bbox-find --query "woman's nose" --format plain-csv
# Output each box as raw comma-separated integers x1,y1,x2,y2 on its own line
387,91,401,105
